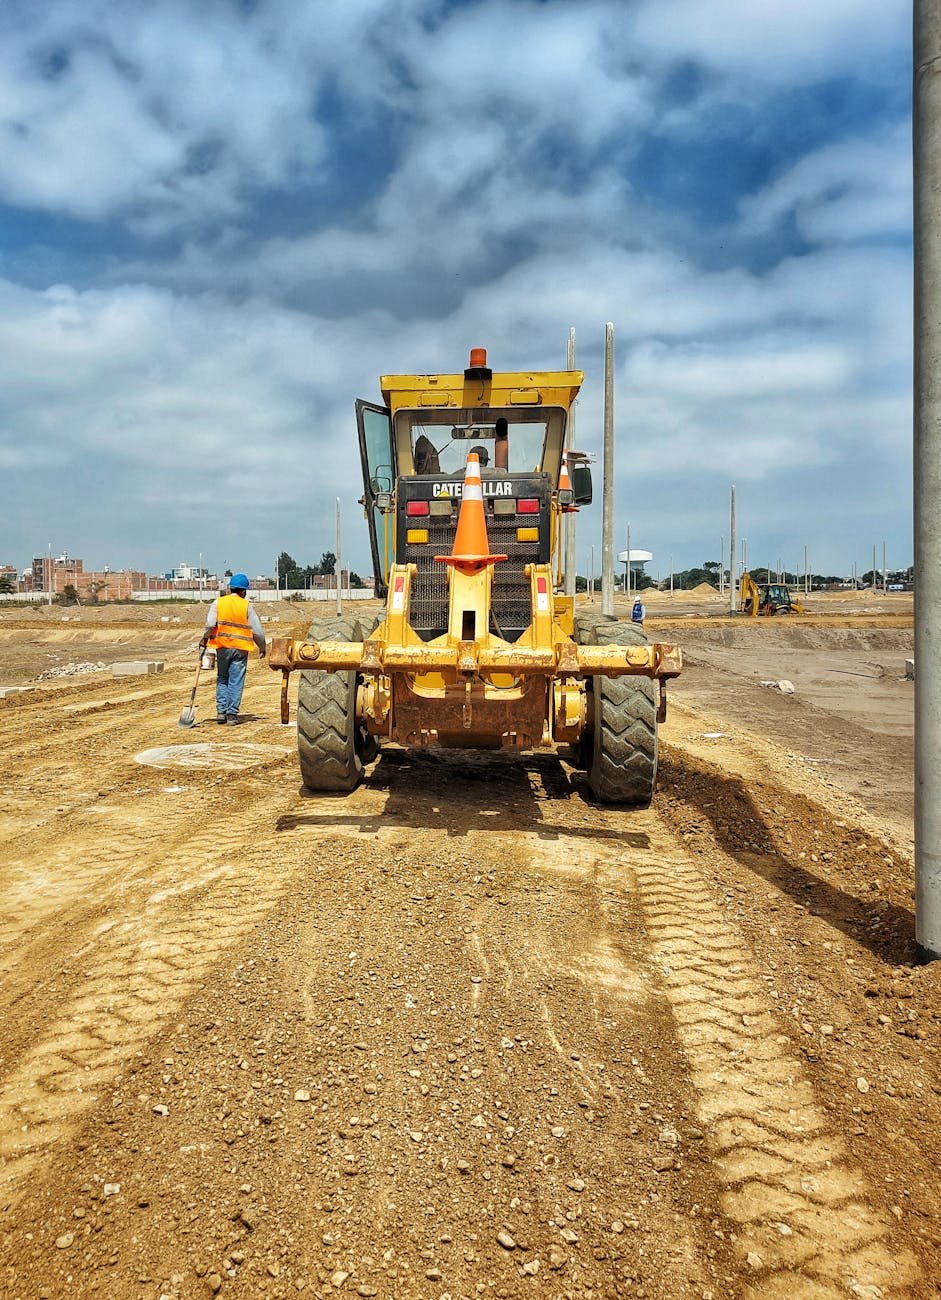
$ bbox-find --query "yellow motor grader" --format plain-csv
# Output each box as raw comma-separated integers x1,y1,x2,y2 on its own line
268,348,682,806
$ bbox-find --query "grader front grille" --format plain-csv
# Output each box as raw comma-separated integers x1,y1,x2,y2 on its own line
402,512,539,641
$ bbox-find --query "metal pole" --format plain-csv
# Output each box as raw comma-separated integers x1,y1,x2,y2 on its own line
669,554,673,598
601,322,615,617
626,523,631,598
728,485,737,615
719,535,724,595
883,539,887,594
564,328,577,597
335,498,343,615
872,543,877,591
590,545,595,602
915,0,941,957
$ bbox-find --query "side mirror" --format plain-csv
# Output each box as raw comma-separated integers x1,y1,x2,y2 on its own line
572,464,592,505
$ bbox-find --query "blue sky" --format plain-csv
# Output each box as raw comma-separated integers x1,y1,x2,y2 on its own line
0,0,912,582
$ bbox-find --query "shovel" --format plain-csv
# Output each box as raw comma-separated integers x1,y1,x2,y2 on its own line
178,656,205,728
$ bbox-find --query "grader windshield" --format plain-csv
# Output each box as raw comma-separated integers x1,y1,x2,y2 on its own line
399,408,562,478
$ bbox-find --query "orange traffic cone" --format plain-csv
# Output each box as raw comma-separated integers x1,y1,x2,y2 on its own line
558,453,577,513
435,452,507,573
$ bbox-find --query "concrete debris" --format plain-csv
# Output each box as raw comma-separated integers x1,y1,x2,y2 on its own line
38,662,108,680
905,658,915,680
0,686,34,697
759,679,796,694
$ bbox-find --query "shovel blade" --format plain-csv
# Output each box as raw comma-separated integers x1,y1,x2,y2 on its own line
178,706,197,728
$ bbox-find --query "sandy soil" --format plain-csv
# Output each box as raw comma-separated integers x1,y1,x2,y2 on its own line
0,595,937,1300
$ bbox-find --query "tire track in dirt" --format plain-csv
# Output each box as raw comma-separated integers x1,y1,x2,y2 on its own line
593,812,922,1298
266,759,731,1296
0,771,303,1207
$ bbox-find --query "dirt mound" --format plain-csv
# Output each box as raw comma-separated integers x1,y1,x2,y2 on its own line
687,582,719,596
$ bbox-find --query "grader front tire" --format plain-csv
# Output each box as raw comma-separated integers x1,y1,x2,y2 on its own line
586,622,658,807
296,616,368,793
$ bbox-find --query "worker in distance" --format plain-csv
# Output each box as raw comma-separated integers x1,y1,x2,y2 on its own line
200,573,266,725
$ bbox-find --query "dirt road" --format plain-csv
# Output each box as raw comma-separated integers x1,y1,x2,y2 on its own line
0,602,938,1298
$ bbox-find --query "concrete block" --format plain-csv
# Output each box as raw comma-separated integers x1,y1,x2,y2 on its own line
0,685,34,698
905,658,915,681
111,661,165,677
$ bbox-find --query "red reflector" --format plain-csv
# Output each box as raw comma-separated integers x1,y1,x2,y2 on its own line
406,500,429,516
537,577,548,594
394,576,405,592
518,498,539,514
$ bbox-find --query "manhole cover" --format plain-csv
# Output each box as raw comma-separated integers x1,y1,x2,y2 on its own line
135,742,291,771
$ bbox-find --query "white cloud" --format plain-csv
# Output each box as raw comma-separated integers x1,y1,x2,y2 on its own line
629,0,909,85
0,0,914,576
739,122,911,245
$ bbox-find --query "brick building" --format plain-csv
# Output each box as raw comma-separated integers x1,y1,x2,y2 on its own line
30,554,147,602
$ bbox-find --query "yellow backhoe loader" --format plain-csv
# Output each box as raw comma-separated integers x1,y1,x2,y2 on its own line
740,571,804,616
267,348,682,806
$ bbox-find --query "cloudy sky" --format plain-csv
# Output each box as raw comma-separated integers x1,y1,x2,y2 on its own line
0,0,911,582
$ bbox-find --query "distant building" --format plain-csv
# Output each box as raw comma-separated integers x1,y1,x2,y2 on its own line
30,552,146,602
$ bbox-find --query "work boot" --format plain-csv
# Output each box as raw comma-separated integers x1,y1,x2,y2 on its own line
226,715,240,726
216,714,227,724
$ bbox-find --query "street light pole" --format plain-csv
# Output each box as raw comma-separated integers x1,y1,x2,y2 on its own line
914,0,941,957
336,498,343,616
564,328,577,598
728,485,737,615
601,323,616,617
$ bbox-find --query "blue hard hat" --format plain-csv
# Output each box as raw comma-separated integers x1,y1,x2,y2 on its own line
229,572,250,590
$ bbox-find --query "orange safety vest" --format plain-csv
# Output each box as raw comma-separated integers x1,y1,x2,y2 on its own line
209,593,257,654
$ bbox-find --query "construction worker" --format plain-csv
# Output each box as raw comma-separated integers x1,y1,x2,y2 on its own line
200,573,266,725
631,596,646,625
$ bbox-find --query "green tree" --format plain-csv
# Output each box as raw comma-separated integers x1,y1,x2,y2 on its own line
0,573,14,594
276,552,297,583
318,551,336,576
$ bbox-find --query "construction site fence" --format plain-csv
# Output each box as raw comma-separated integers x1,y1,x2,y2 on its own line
0,588,376,605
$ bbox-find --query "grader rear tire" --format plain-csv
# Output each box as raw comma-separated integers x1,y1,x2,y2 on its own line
297,616,369,792
586,621,658,807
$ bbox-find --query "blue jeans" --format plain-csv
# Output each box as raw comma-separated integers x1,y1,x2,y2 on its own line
215,648,248,717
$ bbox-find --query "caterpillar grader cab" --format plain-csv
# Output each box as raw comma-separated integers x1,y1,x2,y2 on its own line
740,571,805,616
267,348,682,806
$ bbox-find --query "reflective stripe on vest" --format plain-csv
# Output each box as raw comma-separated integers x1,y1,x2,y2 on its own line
209,594,256,653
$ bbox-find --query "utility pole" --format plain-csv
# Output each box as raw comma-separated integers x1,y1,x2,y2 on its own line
883,539,887,594
564,328,577,597
601,322,615,617
804,543,809,595
626,523,631,599
872,543,877,591
719,535,724,595
335,498,343,616
669,554,673,598
742,536,748,575
915,0,941,957
590,545,595,603
728,485,737,615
